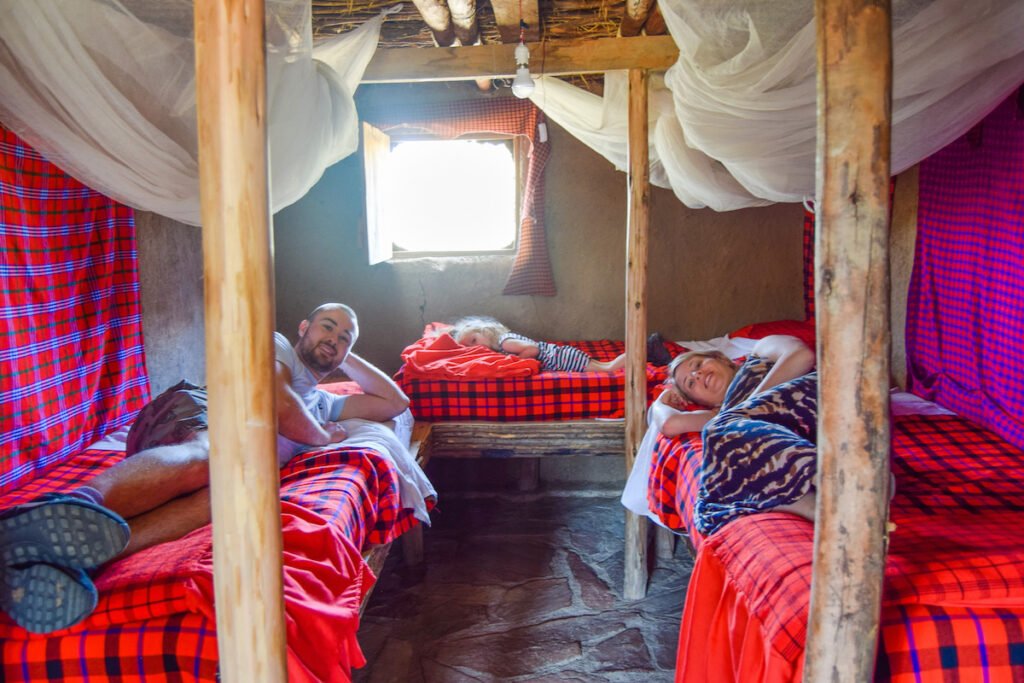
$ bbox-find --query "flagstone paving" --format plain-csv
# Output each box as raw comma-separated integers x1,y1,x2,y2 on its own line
355,494,694,682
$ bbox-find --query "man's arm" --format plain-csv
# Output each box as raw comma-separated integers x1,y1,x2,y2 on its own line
336,352,410,422
276,362,347,446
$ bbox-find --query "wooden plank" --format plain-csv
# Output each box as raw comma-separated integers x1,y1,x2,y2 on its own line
359,542,394,616
430,421,624,458
193,0,286,681
362,35,678,83
623,67,651,601
804,0,893,681
491,0,540,43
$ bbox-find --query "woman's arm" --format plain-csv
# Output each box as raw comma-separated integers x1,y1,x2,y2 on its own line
648,388,718,438
748,335,816,396
499,337,540,359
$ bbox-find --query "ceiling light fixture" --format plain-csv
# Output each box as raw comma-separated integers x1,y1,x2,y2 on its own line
511,3,534,99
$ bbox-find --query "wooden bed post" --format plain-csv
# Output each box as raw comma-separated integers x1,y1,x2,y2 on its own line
623,67,651,601
805,0,892,680
194,1,288,681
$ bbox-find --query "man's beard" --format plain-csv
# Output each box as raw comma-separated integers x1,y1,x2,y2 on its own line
298,339,336,375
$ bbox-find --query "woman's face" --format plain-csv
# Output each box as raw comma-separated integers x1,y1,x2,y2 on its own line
672,354,737,407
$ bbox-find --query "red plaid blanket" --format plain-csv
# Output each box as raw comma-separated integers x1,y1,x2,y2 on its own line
0,443,417,682
398,339,667,421
672,412,1024,682
0,126,148,495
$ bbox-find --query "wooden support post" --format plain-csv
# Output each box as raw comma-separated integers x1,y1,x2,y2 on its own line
655,526,675,560
623,67,651,601
804,1,893,681
193,2,287,681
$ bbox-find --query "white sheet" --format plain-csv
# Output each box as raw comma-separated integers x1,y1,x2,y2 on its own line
621,384,956,528
338,409,436,524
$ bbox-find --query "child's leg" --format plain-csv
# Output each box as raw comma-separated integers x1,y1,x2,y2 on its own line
585,353,626,373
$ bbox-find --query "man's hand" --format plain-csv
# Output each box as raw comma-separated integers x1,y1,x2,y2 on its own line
323,421,349,444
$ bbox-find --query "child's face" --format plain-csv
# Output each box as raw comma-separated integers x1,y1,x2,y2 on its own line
458,330,493,349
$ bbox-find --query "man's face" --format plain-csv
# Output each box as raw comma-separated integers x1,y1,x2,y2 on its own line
296,307,358,375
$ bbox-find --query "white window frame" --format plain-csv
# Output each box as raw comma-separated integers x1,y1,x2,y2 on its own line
361,122,524,264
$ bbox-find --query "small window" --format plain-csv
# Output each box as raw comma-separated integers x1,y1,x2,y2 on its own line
362,123,521,264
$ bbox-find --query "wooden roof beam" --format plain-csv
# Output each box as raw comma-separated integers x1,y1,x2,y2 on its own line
362,34,678,83
620,0,655,37
409,0,456,47
491,0,540,43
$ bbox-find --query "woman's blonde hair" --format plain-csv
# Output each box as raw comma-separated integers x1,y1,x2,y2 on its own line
450,316,509,351
667,349,733,404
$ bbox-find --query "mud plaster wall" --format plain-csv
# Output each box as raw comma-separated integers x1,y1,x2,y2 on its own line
135,83,919,395
272,86,806,376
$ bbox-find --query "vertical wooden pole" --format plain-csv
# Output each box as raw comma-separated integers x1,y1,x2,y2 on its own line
623,67,651,601
805,1,892,681
193,2,287,682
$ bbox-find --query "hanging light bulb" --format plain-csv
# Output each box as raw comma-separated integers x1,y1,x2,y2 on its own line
511,19,534,98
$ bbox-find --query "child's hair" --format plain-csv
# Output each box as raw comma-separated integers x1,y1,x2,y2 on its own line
667,349,732,404
450,316,510,351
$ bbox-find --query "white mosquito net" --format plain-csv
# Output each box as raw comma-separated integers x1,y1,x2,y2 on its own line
1,0,1021,218
0,0,385,225
530,0,1024,210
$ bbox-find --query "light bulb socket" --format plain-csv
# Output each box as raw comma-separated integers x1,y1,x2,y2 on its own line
514,40,530,68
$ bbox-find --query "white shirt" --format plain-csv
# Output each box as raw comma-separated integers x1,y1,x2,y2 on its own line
274,332,348,465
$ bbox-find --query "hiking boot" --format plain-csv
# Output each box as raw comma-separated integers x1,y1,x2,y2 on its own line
0,562,97,634
0,494,129,570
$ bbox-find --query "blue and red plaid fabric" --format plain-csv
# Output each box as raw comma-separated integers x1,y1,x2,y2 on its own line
364,98,555,296
0,441,416,681
907,90,1024,452
397,339,667,421
671,412,1024,681
0,126,149,494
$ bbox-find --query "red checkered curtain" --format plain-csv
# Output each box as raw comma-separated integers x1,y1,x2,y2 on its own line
907,89,1024,450
364,98,555,296
0,125,149,494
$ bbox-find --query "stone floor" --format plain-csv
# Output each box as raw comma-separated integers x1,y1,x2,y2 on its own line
354,493,694,682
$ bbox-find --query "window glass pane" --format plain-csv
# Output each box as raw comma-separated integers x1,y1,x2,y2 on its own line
387,139,516,252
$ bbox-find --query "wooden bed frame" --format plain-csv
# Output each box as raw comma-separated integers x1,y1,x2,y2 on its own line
195,0,896,677
360,422,433,614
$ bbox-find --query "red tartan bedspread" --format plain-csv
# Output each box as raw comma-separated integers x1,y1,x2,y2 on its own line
666,413,1024,682
397,339,668,421
0,444,418,683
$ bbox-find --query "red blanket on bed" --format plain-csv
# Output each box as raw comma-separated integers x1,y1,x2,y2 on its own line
670,412,1024,683
0,444,417,683
400,331,541,379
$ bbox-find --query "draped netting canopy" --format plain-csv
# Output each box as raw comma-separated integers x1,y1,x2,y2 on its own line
0,0,386,225
1,0,1022,220
531,0,1024,210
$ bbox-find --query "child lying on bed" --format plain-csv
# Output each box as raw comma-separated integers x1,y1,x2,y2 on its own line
451,315,627,373
649,334,820,534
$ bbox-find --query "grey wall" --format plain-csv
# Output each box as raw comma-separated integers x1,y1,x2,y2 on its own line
272,85,806,375
134,82,919,392
136,211,205,394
